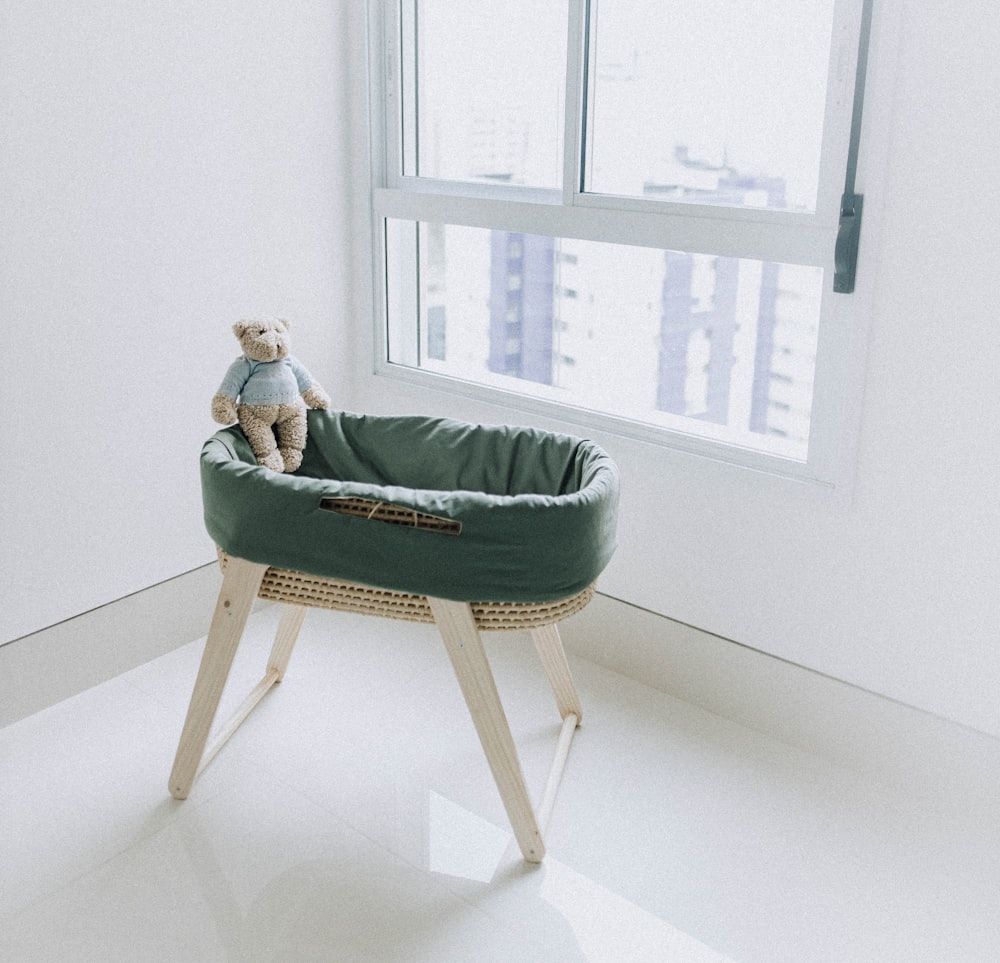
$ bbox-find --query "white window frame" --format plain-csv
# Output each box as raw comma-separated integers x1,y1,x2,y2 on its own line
367,0,871,484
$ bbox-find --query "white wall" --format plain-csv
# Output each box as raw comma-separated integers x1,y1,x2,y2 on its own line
4,1,997,743
348,1,1000,738
1,1,355,643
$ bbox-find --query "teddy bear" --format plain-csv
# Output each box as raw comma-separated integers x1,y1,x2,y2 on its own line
212,318,330,473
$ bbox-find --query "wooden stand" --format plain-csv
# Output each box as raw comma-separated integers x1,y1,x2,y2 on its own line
169,555,586,863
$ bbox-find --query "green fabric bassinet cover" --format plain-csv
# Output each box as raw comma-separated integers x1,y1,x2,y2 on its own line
201,410,619,604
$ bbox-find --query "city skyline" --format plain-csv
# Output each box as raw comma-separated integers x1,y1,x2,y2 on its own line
395,3,834,459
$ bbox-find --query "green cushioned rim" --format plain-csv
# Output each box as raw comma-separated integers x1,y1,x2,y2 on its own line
201,410,619,603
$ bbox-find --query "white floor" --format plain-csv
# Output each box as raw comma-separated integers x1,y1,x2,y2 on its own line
2,604,999,962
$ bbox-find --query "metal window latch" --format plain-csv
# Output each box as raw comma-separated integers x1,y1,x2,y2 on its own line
833,0,874,294
833,192,864,294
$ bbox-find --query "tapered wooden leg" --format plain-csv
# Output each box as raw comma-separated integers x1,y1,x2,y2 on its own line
530,622,582,833
530,622,583,723
268,603,307,682
169,556,268,799
427,596,545,863
177,602,308,785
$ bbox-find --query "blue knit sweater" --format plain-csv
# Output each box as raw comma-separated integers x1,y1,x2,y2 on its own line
217,354,315,406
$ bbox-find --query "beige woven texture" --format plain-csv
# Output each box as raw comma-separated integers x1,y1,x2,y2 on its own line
218,551,594,630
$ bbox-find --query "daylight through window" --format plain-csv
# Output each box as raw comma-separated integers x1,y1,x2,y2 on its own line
372,0,868,476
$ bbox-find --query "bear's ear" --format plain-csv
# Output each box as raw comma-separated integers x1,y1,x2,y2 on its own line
276,317,290,330
232,321,249,338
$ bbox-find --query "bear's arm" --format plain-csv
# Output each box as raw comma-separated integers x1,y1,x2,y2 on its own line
287,355,316,394
288,356,330,409
217,356,251,399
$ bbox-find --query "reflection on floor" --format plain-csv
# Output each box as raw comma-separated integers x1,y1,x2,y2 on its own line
2,604,998,961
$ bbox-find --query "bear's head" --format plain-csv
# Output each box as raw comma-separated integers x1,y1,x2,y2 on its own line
233,318,291,363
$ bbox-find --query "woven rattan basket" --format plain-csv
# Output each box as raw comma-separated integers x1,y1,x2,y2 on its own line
219,548,595,630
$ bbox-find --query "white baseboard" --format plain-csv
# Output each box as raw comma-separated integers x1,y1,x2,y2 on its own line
560,593,1000,808
0,564,224,727
5,576,998,813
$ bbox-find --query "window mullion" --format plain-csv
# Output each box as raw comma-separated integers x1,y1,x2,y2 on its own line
377,0,404,188
561,0,589,205
375,188,834,267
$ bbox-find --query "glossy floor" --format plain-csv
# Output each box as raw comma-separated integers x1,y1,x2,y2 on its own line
2,605,998,961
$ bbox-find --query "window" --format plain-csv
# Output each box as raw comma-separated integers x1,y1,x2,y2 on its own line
371,0,870,480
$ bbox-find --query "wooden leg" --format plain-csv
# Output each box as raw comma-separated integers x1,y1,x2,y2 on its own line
169,556,267,799
175,603,308,788
268,603,307,682
536,714,578,834
427,596,545,863
530,622,583,724
530,622,582,834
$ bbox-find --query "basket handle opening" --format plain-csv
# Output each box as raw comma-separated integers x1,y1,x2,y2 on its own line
319,496,462,535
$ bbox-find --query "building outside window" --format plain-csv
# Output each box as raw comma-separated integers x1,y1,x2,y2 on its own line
374,0,870,481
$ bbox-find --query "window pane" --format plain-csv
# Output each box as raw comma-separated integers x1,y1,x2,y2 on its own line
585,0,835,212
402,1,567,187
386,220,823,460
